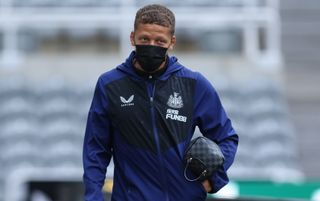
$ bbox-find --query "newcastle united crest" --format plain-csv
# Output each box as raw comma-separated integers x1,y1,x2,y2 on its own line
167,92,184,109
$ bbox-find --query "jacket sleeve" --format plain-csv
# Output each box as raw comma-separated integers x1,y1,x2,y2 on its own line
193,73,238,193
83,76,113,201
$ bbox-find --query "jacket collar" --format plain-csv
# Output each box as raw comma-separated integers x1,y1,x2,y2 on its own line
117,51,183,80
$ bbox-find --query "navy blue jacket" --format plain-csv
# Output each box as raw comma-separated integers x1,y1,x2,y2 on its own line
83,51,238,201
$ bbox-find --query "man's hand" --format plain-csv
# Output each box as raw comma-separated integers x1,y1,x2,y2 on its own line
202,179,212,192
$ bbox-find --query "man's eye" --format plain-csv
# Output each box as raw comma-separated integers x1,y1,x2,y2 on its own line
157,40,165,44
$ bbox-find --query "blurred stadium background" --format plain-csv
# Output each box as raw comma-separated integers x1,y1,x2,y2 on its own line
0,0,320,201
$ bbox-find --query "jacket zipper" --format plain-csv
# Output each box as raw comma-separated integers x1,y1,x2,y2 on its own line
147,78,170,201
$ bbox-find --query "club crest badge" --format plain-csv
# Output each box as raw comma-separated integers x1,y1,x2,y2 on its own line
167,92,183,109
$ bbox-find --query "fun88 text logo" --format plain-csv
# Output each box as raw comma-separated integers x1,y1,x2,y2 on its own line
165,108,187,123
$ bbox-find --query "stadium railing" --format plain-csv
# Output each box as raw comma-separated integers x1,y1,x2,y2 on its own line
0,0,281,69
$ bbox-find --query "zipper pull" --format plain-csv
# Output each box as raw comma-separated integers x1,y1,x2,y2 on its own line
150,97,154,107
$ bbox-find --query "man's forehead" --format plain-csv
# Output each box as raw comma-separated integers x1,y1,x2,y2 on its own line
135,23,172,35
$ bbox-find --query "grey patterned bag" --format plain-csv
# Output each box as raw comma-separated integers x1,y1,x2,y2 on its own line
184,136,225,182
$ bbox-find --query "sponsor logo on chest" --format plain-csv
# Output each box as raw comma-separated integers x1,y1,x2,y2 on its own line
120,95,134,107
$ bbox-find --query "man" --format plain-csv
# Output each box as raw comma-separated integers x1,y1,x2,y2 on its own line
83,4,238,201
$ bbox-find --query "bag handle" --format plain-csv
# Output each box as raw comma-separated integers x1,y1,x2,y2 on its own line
184,158,207,182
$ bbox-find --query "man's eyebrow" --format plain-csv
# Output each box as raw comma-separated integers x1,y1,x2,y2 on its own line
138,33,150,37
155,37,168,41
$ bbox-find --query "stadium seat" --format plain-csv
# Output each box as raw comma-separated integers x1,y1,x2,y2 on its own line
0,97,36,122
0,78,33,102
0,140,42,168
44,140,82,167
38,97,79,123
41,118,84,144
0,118,40,145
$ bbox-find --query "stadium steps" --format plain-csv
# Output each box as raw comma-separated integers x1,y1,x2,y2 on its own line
280,0,320,179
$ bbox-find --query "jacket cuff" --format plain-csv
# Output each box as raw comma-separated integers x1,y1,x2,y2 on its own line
207,171,229,194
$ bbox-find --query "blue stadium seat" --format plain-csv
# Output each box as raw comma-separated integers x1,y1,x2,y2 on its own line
43,140,82,167
0,78,33,102
0,118,40,145
38,97,79,123
0,141,42,169
41,118,84,144
0,97,36,122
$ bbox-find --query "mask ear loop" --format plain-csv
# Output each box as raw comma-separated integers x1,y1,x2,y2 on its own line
184,157,208,182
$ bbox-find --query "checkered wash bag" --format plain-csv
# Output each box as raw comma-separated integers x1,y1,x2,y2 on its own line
184,136,225,182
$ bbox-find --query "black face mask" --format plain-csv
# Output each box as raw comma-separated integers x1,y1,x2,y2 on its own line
135,45,168,73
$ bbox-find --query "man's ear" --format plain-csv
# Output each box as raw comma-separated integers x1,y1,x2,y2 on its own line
130,31,135,46
169,35,176,50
